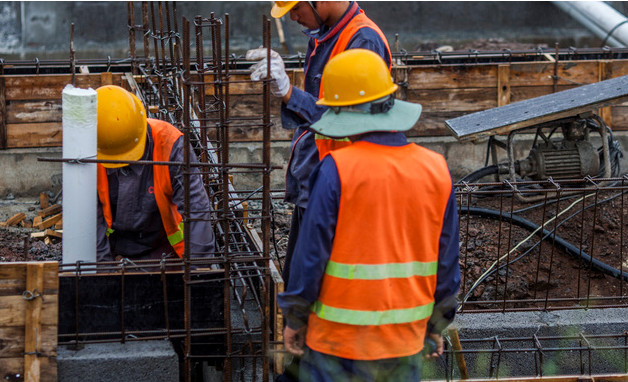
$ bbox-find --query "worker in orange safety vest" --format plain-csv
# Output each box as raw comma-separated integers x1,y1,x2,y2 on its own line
246,0,392,315
96,85,215,264
277,50,460,381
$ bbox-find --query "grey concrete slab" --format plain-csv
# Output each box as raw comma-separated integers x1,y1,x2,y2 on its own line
57,340,179,382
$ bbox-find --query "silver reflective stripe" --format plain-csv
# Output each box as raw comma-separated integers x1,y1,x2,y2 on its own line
312,300,434,326
325,260,438,280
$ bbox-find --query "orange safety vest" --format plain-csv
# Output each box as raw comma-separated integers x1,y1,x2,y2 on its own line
314,10,393,160
97,118,186,257
305,141,452,360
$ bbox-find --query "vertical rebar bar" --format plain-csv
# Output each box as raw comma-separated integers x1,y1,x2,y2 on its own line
128,2,137,74
142,2,150,60
262,16,272,382
182,17,192,382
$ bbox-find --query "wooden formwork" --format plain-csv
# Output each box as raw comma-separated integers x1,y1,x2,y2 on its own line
0,262,58,381
0,73,127,150
2,59,627,150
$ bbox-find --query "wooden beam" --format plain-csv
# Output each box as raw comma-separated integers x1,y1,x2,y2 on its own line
0,77,6,149
498,64,511,107
1,212,26,227
34,213,62,230
38,204,62,218
599,60,613,127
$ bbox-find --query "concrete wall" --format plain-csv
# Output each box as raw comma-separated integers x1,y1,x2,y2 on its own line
1,1,623,59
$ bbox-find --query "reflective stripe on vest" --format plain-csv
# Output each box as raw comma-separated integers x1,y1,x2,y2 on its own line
168,221,185,247
97,119,185,257
312,300,434,326
305,141,453,360
313,10,392,160
325,260,438,280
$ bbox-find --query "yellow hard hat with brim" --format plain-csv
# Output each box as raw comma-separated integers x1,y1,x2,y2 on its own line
96,85,147,168
311,49,422,138
271,1,298,18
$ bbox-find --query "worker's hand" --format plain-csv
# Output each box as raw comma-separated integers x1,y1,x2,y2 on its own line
423,332,444,360
246,47,291,98
283,325,306,357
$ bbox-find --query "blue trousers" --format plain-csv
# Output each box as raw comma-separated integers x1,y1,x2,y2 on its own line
299,347,422,382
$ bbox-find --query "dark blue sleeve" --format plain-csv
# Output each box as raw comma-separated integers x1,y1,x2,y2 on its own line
345,27,392,68
277,156,340,329
169,137,216,257
428,182,461,333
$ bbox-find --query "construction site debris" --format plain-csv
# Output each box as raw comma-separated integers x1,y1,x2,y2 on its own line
0,212,26,227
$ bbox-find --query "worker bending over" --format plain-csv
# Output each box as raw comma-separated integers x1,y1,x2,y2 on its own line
278,50,461,381
96,85,215,263
247,0,392,293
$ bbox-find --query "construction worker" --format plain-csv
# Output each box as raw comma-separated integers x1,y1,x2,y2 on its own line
96,85,215,264
277,49,460,381
247,0,392,294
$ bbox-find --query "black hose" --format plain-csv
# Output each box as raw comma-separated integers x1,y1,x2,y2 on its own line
460,206,628,282
459,165,500,183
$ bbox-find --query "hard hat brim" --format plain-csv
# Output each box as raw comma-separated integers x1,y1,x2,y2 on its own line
310,100,422,139
270,1,297,18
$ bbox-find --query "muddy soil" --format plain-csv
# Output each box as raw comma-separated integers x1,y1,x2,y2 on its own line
2,188,627,311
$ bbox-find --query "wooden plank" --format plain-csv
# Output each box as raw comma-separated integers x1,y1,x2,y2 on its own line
0,356,56,382
6,122,62,148
0,295,58,327
40,193,49,210
510,85,579,103
498,64,511,107
509,61,599,87
599,61,613,127
0,76,6,149
4,74,124,101
405,88,497,112
34,213,62,230
611,106,628,130
447,75,628,141
24,263,44,380
44,229,62,239
100,72,113,86
38,204,62,218
4,213,26,227
7,100,62,124
0,326,57,356
406,65,498,90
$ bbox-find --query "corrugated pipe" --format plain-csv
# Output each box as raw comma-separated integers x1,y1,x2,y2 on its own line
553,1,628,47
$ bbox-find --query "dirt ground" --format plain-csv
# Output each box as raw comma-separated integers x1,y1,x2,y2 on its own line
2,187,627,312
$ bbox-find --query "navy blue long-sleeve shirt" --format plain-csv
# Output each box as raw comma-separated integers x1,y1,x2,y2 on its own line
277,132,461,332
282,1,391,208
96,123,215,261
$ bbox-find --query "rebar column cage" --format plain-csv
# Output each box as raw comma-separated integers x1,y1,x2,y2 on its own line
456,176,628,313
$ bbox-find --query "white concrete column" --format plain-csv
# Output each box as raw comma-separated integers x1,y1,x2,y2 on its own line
62,84,97,264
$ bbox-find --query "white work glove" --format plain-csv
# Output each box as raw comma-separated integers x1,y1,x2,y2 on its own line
246,47,291,98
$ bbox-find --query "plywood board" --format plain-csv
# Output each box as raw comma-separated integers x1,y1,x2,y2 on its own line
4,74,124,101
6,122,62,148
7,100,62,124
0,262,58,381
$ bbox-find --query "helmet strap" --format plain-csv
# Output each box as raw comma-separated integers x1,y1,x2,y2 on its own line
307,1,324,27
331,95,395,115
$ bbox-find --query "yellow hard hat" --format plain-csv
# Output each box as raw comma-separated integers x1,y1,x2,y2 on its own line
317,49,398,107
271,1,298,18
96,85,147,168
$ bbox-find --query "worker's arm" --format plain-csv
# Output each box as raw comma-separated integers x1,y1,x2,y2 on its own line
277,156,340,330
282,27,391,129
169,137,216,257
425,182,461,356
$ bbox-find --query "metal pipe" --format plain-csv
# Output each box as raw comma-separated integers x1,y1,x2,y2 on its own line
553,1,628,47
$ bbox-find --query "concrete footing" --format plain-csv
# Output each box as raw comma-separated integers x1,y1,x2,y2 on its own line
57,340,180,381
424,308,628,379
